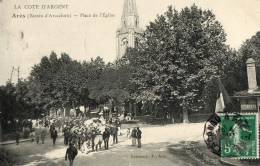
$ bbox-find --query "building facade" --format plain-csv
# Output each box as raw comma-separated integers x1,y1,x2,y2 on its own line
116,0,142,60
233,58,260,119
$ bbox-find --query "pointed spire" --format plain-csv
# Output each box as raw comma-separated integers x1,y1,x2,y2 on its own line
121,0,139,28
117,0,142,59
122,0,138,18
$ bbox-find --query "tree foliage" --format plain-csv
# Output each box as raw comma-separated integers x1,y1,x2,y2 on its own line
24,52,131,115
238,31,260,89
125,5,237,121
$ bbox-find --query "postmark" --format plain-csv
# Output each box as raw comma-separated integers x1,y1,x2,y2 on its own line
203,113,221,155
220,113,259,159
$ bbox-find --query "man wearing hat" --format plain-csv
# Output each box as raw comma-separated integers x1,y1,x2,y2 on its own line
65,143,78,166
136,127,142,148
103,128,110,150
131,127,137,146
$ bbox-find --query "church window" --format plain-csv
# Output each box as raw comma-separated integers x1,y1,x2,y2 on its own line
122,38,128,47
135,38,139,47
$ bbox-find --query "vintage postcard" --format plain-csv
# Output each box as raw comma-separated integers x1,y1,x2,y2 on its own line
1,0,260,166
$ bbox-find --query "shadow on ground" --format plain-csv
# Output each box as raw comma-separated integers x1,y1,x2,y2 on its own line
1,138,66,166
168,141,260,166
1,139,226,166
38,140,227,166
3,136,260,166
167,141,225,166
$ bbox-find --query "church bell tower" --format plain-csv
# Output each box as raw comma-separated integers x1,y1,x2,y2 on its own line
116,0,142,60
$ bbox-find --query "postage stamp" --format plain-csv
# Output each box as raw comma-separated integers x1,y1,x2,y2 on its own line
220,113,259,159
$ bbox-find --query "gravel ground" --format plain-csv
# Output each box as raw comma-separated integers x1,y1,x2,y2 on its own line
2,123,253,166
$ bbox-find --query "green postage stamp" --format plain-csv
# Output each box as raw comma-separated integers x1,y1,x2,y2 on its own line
220,113,259,159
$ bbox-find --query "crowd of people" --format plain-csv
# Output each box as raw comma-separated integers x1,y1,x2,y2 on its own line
13,114,142,166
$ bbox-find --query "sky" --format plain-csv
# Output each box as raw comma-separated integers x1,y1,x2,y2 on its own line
0,0,260,85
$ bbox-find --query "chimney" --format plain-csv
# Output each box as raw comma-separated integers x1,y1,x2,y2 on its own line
246,58,258,93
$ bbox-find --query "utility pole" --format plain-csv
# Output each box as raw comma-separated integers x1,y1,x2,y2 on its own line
9,66,14,83
17,66,20,83
8,67,21,84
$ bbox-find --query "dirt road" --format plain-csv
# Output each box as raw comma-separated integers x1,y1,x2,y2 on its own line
2,123,227,166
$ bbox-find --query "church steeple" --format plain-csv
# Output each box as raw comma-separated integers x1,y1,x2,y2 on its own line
116,0,142,60
122,0,138,16
121,0,139,28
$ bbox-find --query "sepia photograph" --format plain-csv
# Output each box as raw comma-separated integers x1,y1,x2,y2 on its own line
1,0,260,165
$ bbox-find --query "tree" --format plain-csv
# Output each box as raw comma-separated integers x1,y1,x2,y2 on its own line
88,62,131,113
29,52,88,115
0,81,37,133
127,5,232,123
238,31,260,90
28,52,113,116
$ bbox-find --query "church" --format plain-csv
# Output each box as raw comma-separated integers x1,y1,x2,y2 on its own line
116,0,143,59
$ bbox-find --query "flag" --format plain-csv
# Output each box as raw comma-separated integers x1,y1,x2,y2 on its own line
215,78,232,113
215,92,224,113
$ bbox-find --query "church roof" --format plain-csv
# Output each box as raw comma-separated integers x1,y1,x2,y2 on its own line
122,0,138,18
